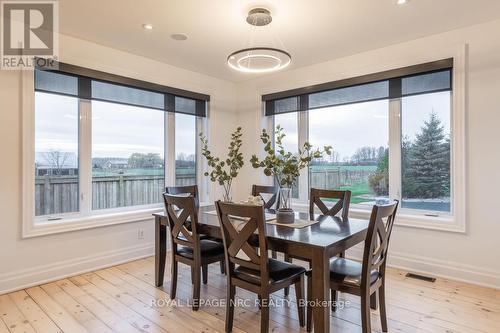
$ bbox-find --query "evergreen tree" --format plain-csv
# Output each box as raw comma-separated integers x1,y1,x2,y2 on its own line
403,113,450,198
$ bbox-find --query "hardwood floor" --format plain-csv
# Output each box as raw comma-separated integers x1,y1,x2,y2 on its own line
1,256,499,333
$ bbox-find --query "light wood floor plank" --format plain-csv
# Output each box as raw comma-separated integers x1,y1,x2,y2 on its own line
0,318,10,333
25,286,88,333
8,290,63,333
0,294,37,333
55,279,141,333
39,282,114,333
68,275,166,333
81,273,194,333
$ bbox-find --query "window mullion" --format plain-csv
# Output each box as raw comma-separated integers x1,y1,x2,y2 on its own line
165,112,176,187
196,116,209,203
388,98,402,202
297,110,309,201
79,99,92,215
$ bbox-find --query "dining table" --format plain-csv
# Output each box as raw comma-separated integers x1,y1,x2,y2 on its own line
153,205,370,333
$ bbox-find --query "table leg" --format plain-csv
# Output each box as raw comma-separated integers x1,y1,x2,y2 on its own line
155,216,167,287
311,248,330,333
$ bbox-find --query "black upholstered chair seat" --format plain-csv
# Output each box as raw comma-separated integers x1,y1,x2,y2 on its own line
234,258,306,285
177,239,225,259
329,258,380,286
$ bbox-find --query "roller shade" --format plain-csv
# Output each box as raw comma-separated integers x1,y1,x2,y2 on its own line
263,59,453,116
34,61,209,117
91,80,165,110
34,70,78,97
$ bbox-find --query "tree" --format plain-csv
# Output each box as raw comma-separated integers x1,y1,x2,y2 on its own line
402,113,450,198
41,150,72,175
368,148,389,196
351,146,382,165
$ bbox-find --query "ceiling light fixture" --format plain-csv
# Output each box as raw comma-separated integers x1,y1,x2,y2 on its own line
227,8,291,74
142,23,153,30
397,0,409,4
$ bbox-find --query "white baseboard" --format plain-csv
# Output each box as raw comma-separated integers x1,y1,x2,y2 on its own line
0,242,154,295
2,242,498,295
346,247,500,290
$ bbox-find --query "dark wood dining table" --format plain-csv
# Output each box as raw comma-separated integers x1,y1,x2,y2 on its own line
153,205,370,333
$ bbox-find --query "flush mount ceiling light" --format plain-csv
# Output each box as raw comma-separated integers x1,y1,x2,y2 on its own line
142,23,153,30
397,0,409,4
227,8,291,74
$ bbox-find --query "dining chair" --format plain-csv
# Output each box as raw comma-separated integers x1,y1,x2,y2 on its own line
165,185,200,208
306,200,399,333
163,193,225,311
284,188,351,296
166,185,225,274
215,201,306,333
309,187,351,220
251,184,280,210
252,184,280,259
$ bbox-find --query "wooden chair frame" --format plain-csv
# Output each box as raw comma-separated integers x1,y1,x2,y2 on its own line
163,193,224,311
166,185,226,274
251,184,280,210
251,184,281,259
307,200,399,333
309,188,351,220
284,188,352,296
215,201,305,333
165,185,200,209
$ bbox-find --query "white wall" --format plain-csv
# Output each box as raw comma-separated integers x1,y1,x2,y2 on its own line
234,19,500,288
0,34,238,293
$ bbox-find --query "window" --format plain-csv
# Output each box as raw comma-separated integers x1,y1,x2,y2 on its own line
35,92,79,217
26,63,209,235
263,57,466,231
309,100,389,206
401,91,451,212
175,113,197,186
91,101,165,210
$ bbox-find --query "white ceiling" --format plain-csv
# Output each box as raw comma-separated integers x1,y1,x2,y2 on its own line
59,0,500,82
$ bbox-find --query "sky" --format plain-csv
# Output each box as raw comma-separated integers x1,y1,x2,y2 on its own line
35,91,451,166
274,91,451,162
34,92,197,164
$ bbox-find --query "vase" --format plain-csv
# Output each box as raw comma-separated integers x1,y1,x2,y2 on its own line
222,191,232,203
276,187,294,224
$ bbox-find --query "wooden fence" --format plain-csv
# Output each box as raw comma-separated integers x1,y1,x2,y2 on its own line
309,168,373,190
35,174,196,216
35,168,374,216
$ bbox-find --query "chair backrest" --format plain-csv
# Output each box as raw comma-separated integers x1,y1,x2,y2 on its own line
361,200,399,287
251,184,280,210
163,193,200,256
165,185,200,209
309,188,351,219
215,201,269,284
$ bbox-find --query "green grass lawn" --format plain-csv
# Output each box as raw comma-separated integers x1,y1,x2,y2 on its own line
339,182,374,204
309,165,377,172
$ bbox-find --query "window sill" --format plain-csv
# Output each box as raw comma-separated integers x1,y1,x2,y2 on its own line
290,202,466,234
23,206,163,239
